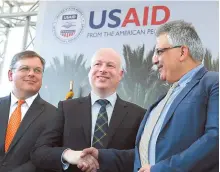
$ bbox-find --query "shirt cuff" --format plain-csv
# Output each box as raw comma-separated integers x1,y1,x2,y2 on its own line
61,148,70,170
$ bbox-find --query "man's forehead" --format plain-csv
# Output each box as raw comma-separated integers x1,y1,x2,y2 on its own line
15,58,42,67
93,58,116,64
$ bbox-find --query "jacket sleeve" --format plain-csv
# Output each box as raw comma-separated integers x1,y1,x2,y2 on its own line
31,101,67,171
99,149,135,172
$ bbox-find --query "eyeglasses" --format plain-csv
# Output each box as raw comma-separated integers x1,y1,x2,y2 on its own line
12,66,43,74
154,46,182,56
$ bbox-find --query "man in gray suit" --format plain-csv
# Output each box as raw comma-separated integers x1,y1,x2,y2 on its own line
0,51,63,172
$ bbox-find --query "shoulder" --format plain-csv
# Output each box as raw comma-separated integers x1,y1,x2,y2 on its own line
194,71,219,98
58,96,89,107
203,71,219,81
200,71,219,89
39,97,57,111
118,97,146,112
0,95,10,101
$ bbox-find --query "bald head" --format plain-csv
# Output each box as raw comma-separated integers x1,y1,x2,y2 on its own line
89,48,124,97
90,48,123,70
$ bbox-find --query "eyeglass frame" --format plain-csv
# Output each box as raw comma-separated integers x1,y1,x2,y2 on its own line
154,45,182,56
11,65,43,74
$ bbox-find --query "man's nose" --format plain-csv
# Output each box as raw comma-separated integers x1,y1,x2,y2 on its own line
27,68,35,75
152,54,159,65
99,64,107,72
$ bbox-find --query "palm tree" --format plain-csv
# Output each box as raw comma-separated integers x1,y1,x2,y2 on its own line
118,45,169,109
40,54,89,106
203,48,219,72
40,46,219,108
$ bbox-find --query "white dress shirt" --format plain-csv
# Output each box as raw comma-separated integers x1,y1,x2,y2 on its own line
90,91,117,145
62,91,118,170
9,92,38,122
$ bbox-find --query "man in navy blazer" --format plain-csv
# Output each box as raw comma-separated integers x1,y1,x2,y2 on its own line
81,20,219,172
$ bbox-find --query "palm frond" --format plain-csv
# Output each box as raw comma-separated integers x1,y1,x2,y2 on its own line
203,48,219,72
118,45,168,108
40,54,89,106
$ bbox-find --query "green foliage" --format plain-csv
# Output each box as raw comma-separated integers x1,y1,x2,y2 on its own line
40,46,219,108
118,45,169,109
203,48,219,72
40,54,89,106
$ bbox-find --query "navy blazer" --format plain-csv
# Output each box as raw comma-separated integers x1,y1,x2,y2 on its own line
134,67,219,172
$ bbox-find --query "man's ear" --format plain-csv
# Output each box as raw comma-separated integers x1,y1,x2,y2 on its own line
119,70,124,80
180,46,189,62
8,70,13,81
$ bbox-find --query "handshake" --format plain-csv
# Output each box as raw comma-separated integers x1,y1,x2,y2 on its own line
63,147,99,172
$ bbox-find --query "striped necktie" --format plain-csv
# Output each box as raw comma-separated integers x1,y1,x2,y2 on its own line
92,99,109,149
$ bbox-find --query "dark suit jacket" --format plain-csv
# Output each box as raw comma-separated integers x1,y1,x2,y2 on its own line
98,67,219,172
0,94,58,172
31,95,145,172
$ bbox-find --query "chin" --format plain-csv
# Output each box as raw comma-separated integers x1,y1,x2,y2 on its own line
23,86,38,92
96,86,108,90
95,83,108,88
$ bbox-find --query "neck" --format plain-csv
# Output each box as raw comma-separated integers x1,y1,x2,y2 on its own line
93,89,115,99
182,60,201,75
12,89,35,100
174,61,201,83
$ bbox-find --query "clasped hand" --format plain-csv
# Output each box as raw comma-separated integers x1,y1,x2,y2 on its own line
63,147,99,172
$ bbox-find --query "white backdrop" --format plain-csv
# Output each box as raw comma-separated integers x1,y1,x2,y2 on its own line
34,1,219,107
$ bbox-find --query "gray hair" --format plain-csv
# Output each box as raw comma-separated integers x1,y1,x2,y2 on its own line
10,50,45,71
155,20,204,61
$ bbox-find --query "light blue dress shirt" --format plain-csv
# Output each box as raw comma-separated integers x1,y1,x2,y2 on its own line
148,64,204,165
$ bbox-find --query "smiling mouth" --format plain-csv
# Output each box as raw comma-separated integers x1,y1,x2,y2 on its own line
97,76,109,79
25,80,36,83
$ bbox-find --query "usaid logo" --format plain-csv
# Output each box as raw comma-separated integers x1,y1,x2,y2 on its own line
53,7,85,43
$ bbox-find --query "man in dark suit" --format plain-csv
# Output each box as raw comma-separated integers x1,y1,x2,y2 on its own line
81,20,219,172
0,50,59,172
31,48,145,172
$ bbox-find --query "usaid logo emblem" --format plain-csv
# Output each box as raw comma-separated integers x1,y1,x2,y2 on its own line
53,7,85,43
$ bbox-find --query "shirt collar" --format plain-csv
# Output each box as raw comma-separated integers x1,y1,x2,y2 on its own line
177,64,204,87
91,91,117,107
10,92,39,107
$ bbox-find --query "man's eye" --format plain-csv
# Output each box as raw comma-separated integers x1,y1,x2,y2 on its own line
20,67,29,71
157,50,164,55
158,50,162,55
108,64,114,68
34,69,42,74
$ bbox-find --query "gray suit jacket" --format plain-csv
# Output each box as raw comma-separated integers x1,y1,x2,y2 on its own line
0,94,57,172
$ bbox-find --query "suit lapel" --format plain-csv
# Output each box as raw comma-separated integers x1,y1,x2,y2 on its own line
0,96,10,153
160,67,208,132
7,95,45,153
105,96,128,148
80,95,92,146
